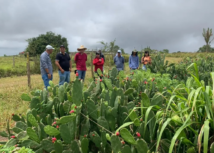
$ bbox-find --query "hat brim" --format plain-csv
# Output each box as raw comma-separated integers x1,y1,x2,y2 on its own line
77,48,87,51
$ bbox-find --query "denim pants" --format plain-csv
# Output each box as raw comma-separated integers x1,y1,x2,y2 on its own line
42,74,53,89
142,65,147,71
58,71,70,85
77,70,86,80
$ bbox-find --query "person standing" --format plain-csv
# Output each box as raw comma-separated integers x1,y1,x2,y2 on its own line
114,50,124,71
55,45,71,85
40,45,54,89
129,50,139,70
98,48,105,70
141,51,151,70
93,51,104,73
74,45,87,81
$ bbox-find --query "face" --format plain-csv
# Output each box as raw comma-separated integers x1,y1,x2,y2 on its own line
60,47,65,53
46,49,53,54
118,52,121,56
145,52,148,56
78,49,85,53
133,52,136,55
96,54,100,58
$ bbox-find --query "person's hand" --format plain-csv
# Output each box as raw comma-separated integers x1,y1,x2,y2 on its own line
99,59,102,62
61,69,64,73
48,74,52,79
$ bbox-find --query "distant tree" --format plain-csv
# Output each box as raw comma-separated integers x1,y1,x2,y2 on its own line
197,45,214,52
26,31,69,56
163,49,169,53
99,40,124,53
202,28,214,52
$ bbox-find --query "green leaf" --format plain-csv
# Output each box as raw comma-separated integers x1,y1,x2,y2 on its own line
120,128,136,145
44,125,60,136
204,120,210,153
21,93,31,101
116,122,134,133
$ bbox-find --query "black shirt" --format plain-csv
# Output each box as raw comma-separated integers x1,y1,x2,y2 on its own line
56,52,71,71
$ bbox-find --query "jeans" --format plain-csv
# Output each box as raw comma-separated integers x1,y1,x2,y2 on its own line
42,74,53,89
58,71,70,86
77,70,86,80
142,65,147,71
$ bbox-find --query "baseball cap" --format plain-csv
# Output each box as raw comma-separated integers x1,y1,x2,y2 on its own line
46,45,55,50
117,50,121,53
60,45,65,48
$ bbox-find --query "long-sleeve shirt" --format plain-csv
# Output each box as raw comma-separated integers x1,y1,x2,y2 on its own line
93,58,104,72
129,55,139,69
40,51,53,75
114,56,124,70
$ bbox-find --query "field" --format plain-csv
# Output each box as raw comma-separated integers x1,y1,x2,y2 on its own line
1,53,214,152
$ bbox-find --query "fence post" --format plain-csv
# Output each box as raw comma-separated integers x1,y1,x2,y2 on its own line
90,52,94,79
27,52,31,89
13,56,15,67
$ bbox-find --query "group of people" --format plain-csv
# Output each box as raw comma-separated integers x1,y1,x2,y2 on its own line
40,44,151,88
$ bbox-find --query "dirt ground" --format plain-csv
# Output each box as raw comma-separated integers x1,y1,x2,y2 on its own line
0,136,7,142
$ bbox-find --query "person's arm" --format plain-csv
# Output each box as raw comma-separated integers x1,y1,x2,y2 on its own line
55,54,64,73
41,54,51,78
141,57,144,64
93,58,99,65
114,57,116,63
137,56,139,68
69,55,72,72
97,58,104,65
122,57,125,64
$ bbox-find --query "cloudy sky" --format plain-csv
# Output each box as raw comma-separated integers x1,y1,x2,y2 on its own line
0,0,214,56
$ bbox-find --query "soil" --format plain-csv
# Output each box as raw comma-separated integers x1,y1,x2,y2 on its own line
0,136,7,142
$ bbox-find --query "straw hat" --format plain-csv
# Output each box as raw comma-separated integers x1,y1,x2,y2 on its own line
77,45,87,51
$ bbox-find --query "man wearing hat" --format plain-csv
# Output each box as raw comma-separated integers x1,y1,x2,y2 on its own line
114,50,124,71
129,50,139,70
40,45,54,88
55,45,71,85
74,45,87,81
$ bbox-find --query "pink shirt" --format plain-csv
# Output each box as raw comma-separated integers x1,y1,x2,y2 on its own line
74,52,87,71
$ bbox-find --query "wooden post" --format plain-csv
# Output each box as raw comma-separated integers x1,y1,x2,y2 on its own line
90,52,94,78
13,56,15,67
27,52,31,89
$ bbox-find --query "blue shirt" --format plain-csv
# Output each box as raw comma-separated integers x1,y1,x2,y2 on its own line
40,51,53,75
114,56,124,70
129,55,139,69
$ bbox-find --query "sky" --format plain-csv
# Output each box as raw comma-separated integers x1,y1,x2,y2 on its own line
0,0,214,56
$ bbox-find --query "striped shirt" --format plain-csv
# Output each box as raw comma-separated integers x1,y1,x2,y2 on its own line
40,51,53,75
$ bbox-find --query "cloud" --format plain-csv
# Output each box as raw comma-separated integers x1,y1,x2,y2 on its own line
0,0,214,56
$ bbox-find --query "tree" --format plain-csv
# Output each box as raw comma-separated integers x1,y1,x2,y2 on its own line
26,31,69,56
202,28,214,52
163,49,169,53
99,40,125,53
197,45,214,52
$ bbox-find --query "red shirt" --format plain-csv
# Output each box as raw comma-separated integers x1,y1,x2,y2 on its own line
74,52,87,71
93,58,104,72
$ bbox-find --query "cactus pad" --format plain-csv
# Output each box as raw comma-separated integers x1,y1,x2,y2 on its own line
44,125,60,136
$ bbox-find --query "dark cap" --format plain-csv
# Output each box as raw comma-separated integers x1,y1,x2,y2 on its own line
60,45,65,48
95,51,100,55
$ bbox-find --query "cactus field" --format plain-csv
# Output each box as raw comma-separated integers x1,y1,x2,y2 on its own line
2,54,214,152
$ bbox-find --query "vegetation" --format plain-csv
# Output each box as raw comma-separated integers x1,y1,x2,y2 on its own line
202,28,214,52
26,31,69,56
99,40,125,53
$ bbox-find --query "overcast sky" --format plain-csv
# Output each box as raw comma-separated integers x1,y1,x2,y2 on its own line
0,0,214,56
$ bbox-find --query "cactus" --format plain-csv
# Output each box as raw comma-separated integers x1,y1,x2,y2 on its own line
4,138,17,148
44,125,60,136
27,127,40,143
12,114,22,122
27,113,38,127
135,139,148,153
90,131,102,148
60,124,72,144
80,117,90,136
0,131,8,137
121,145,132,153
17,131,29,140
81,138,89,153
86,99,98,120
21,139,40,149
30,97,40,110
97,117,109,130
13,127,23,134
109,87,117,107
72,79,83,106
38,123,47,140
120,128,136,145
103,78,113,90
70,140,81,153
54,140,63,153
111,135,122,152
41,139,54,152
58,85,65,102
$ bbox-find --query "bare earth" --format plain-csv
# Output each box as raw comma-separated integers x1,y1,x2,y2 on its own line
0,136,7,142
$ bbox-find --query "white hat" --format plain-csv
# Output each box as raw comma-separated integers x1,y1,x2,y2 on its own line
118,50,121,53
46,45,55,50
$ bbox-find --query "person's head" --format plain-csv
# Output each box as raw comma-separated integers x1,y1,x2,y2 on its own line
117,50,121,57
77,45,87,53
60,45,65,53
132,50,137,56
95,51,100,58
144,51,149,57
45,45,54,54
